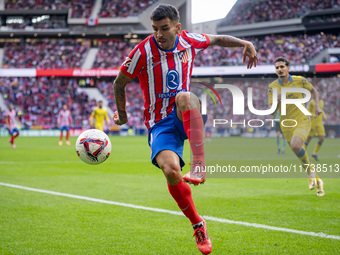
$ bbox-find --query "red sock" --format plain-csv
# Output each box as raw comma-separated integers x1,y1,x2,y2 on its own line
59,132,63,141
66,131,70,141
182,108,205,163
168,181,203,225
10,135,14,144
12,132,19,142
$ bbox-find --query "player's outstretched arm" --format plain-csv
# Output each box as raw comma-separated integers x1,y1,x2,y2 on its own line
113,71,133,125
207,34,258,69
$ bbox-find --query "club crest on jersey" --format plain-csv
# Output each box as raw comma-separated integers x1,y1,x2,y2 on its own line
166,70,179,90
178,50,189,63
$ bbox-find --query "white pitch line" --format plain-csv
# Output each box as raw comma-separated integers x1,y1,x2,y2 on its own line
1,182,339,241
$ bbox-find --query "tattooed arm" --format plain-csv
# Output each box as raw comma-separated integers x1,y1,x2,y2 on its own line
207,34,258,69
113,71,134,125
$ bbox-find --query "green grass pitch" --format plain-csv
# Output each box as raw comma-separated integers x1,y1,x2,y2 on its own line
0,136,339,254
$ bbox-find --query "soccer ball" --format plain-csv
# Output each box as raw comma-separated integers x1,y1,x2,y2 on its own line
75,129,111,165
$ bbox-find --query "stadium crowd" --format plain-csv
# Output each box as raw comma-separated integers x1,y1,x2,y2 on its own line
194,33,340,66
96,80,144,129
2,32,339,69
92,40,135,69
2,39,90,69
1,76,339,133
5,0,94,18
5,0,158,19
99,0,158,18
0,77,96,129
219,0,340,26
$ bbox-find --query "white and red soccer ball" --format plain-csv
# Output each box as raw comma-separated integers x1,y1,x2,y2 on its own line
75,129,111,165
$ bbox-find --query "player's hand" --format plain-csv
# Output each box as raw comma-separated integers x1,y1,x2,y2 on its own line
243,42,258,69
315,106,322,118
113,111,128,126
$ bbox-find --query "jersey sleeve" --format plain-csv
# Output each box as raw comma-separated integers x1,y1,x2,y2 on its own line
120,45,144,79
181,30,210,52
301,77,313,91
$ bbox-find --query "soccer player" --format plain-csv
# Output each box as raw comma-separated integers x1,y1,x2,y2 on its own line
305,94,327,161
113,4,258,254
57,104,73,146
5,104,21,149
274,111,286,154
268,56,324,196
90,100,110,131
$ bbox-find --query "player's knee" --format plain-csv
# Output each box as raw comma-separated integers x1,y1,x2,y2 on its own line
290,141,301,153
160,161,182,183
175,92,191,110
292,145,302,154
175,92,199,111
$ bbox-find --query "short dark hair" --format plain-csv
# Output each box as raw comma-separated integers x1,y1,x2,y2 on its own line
274,56,290,66
150,4,180,23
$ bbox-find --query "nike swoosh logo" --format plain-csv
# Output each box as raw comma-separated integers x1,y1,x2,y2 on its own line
180,205,190,211
195,142,204,147
152,61,161,67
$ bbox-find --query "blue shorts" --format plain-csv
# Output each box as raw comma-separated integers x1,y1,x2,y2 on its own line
148,106,188,169
8,128,19,135
60,126,71,131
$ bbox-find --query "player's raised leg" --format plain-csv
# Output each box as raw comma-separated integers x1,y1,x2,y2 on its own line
175,92,206,185
156,150,212,254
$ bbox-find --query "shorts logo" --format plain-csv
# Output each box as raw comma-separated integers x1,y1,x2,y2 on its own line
166,70,179,90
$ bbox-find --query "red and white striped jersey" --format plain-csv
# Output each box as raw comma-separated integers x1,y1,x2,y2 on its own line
57,109,72,127
120,30,210,129
5,109,17,130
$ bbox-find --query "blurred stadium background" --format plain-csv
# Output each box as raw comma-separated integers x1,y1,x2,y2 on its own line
0,0,339,138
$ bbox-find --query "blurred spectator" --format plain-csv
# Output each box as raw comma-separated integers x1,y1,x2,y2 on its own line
5,0,94,18
96,80,145,128
219,0,340,26
2,33,339,69
3,39,90,68
1,77,339,130
194,33,340,66
99,0,158,18
0,77,96,129
93,40,136,68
